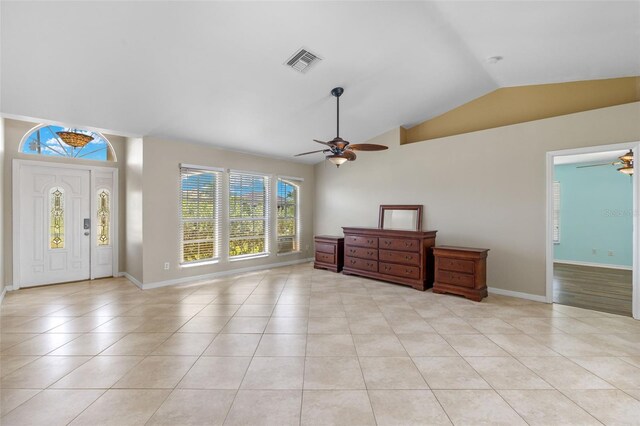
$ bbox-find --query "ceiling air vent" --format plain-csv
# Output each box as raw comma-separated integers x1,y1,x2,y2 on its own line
285,48,321,73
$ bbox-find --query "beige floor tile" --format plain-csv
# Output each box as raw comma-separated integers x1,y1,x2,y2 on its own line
434,390,527,425
563,389,640,425
465,317,521,334
413,356,490,390
0,389,104,426
177,316,230,333
529,333,615,356
197,304,240,316
486,333,560,356
0,334,38,351
91,316,148,333
621,356,640,368
241,356,304,389
100,332,171,355
178,356,250,389
347,316,394,334
308,305,346,318
113,355,197,388
0,356,39,378
308,317,351,334
304,357,365,390
517,355,614,390
133,316,192,332
265,317,308,334
146,389,235,425
442,334,510,356
626,389,640,401
571,356,640,389
235,304,275,317
1,333,81,356
549,317,604,334
151,333,215,355
498,389,601,425
255,334,306,356
225,389,301,426
271,304,309,317
49,333,125,355
0,388,40,416
306,334,356,356
210,295,248,305
359,357,428,390
504,317,565,334
1,356,91,388
46,316,114,333
387,316,436,334
301,390,375,426
51,356,143,388
221,317,269,333
353,334,408,356
69,389,170,426
428,317,479,334
398,334,458,357
6,317,73,333
465,356,552,389
368,390,452,426
203,333,261,356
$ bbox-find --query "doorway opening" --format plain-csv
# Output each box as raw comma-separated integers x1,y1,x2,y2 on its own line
546,143,639,319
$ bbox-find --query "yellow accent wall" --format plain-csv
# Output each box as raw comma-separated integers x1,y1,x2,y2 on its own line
404,77,640,144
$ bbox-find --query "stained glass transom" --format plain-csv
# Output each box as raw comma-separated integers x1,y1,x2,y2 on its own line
22,125,114,161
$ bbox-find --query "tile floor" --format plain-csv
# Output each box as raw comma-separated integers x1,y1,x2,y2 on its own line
1,263,639,425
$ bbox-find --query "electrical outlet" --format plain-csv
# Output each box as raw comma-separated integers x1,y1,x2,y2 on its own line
608,250,614,257
592,248,597,255
164,262,170,270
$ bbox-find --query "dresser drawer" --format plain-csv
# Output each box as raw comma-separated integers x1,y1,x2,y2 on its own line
379,238,420,252
438,257,474,274
316,243,335,254
345,246,378,260
345,235,378,248
315,252,335,264
436,270,475,288
379,262,420,279
379,250,420,266
345,256,378,272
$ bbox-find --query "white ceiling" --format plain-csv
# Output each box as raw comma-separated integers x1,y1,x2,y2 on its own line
2,1,639,163
554,150,628,165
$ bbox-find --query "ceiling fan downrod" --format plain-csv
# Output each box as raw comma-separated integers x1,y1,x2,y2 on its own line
331,87,344,138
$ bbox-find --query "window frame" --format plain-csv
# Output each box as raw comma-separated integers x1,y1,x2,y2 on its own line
179,164,223,266
276,177,302,255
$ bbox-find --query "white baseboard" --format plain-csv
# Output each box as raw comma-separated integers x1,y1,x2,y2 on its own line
488,287,548,303
554,259,632,271
125,258,313,290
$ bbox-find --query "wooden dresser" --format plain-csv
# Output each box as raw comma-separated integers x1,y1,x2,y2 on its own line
314,235,344,272
341,227,437,291
433,246,489,302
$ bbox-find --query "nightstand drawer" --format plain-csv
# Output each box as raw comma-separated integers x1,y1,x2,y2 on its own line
345,246,378,260
379,262,420,279
439,258,474,274
315,252,335,264
316,243,335,254
379,238,420,252
436,270,475,288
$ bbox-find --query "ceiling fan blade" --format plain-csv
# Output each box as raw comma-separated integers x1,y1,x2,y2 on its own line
349,143,389,151
294,149,327,157
314,139,333,146
576,162,620,168
342,150,357,161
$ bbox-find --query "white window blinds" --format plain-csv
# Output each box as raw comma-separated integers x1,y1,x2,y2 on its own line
180,166,221,264
229,171,270,258
277,178,300,254
553,181,561,243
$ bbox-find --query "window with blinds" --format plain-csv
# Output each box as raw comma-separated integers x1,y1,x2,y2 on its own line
180,166,221,264
553,181,561,243
277,178,300,254
229,171,270,258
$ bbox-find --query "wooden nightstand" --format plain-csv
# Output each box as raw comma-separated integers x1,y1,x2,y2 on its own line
432,246,489,302
314,235,344,272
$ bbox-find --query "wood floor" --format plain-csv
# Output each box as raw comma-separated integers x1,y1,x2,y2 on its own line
554,263,632,317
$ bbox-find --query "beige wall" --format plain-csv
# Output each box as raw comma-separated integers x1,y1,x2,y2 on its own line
125,137,144,283
2,118,127,287
314,102,640,297
140,137,315,285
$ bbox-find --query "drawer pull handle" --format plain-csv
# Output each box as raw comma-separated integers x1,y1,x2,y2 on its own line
405,270,411,274
405,256,412,260
367,251,373,256
350,249,355,254
384,240,391,246
350,260,356,264
367,262,373,267
384,266,390,271
405,242,412,247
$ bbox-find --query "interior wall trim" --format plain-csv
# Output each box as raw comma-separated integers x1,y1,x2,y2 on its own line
554,259,632,271
123,258,314,290
487,287,548,303
404,77,640,143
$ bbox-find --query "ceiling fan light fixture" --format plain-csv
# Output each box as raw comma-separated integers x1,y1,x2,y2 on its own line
326,154,348,167
618,165,634,175
619,150,634,162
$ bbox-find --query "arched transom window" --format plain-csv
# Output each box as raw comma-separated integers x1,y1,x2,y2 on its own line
21,125,116,161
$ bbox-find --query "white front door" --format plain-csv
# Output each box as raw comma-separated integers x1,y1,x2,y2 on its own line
19,164,91,287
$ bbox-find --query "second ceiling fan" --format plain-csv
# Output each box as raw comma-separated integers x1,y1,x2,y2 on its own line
295,87,388,167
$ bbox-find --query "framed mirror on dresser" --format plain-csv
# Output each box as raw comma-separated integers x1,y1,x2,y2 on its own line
379,205,423,231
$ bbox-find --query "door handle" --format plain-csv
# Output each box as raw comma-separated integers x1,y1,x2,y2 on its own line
84,231,90,236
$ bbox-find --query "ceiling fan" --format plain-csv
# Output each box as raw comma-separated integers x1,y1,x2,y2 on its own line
576,150,634,175
295,87,388,167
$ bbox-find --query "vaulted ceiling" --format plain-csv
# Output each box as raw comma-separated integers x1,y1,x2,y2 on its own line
2,1,639,162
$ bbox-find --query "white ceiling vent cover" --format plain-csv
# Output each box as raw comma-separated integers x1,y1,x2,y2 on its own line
285,48,321,73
